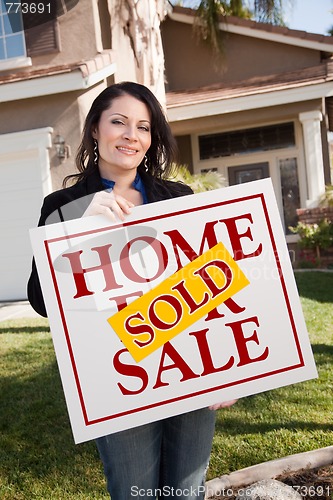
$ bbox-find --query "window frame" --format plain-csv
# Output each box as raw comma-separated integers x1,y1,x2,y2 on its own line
0,6,59,71
0,0,31,70
198,121,296,161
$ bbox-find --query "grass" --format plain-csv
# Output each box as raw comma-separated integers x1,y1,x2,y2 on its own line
210,271,333,478
0,319,109,500
1,272,332,498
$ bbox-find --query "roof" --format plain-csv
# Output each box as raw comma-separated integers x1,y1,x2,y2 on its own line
166,60,333,109
0,51,116,103
0,50,115,85
166,60,333,128
170,6,333,53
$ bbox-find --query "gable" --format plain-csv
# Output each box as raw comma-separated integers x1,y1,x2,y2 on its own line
161,6,333,91
162,17,327,92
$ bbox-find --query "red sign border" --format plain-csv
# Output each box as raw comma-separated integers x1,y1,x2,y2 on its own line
44,192,304,426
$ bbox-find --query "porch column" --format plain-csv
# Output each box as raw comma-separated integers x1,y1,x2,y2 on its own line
299,110,325,207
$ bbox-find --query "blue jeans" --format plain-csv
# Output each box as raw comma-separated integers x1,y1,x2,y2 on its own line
95,408,216,499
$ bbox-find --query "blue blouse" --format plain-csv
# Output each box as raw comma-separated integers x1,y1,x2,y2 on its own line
101,172,148,205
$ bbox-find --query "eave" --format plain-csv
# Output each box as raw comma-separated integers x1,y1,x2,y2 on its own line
169,7,333,53
0,51,116,103
166,62,333,122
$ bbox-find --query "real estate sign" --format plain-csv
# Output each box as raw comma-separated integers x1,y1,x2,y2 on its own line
30,179,317,443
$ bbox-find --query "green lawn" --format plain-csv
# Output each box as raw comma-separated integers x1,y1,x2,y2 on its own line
1,272,332,499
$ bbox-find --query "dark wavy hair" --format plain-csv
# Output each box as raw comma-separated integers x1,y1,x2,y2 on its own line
63,81,178,186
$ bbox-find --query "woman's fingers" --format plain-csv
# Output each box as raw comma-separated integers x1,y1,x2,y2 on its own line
209,399,238,411
83,191,135,221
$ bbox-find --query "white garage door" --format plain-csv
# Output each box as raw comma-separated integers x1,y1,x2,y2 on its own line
0,128,53,301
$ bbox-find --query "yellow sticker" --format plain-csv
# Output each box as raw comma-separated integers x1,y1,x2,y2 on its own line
108,242,249,362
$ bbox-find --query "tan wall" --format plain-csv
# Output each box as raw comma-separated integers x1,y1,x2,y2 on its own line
110,0,167,104
0,82,107,190
31,0,100,68
162,19,321,91
112,22,139,86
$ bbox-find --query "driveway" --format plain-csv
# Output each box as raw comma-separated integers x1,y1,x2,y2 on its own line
0,301,40,322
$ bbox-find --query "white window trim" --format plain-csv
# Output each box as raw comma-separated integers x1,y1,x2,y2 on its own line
0,55,32,71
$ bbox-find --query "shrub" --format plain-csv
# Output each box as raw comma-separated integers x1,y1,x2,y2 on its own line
289,218,333,261
171,164,226,193
319,184,333,207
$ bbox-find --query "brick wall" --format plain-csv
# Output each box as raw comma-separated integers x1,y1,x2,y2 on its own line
296,207,333,224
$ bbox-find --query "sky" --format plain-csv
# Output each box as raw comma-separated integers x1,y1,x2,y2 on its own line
177,0,333,36
284,0,333,36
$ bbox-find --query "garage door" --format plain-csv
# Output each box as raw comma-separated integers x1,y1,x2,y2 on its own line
0,128,53,301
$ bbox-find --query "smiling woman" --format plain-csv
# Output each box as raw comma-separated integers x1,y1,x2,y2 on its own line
25,81,234,500
91,94,152,201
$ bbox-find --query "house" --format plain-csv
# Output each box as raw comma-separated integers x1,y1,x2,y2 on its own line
0,0,167,301
162,7,333,245
1,1,333,301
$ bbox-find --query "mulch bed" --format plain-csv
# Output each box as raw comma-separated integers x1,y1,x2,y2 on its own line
278,465,333,499
211,464,333,499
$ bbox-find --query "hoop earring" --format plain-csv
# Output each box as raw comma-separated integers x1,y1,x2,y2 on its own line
93,139,99,167
144,155,148,172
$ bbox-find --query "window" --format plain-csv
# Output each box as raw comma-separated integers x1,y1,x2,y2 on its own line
0,1,59,69
0,0,27,61
228,162,270,185
199,122,295,160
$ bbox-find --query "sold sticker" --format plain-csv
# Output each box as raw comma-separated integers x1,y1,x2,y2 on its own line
108,242,249,362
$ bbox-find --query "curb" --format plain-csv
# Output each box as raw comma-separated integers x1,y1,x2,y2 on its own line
205,446,333,498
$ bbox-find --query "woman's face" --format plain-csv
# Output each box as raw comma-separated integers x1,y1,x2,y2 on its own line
92,94,152,178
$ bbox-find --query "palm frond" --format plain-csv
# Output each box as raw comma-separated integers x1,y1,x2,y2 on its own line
194,0,228,64
171,164,226,193
254,0,286,25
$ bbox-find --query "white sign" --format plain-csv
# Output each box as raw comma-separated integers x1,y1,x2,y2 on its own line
30,179,317,443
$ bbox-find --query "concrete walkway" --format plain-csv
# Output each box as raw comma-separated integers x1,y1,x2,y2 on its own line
0,301,41,322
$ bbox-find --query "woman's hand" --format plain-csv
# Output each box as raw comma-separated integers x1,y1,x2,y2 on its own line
83,191,135,221
209,399,238,410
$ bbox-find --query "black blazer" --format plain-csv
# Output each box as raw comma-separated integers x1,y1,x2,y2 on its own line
27,170,193,317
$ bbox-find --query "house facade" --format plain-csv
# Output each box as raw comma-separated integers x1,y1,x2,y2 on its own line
1,1,333,301
162,7,333,242
0,0,167,300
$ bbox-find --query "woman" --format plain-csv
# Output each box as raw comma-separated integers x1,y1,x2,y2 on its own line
28,82,235,499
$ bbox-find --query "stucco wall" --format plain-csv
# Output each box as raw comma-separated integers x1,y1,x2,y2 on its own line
29,0,100,68
0,82,107,190
161,18,322,91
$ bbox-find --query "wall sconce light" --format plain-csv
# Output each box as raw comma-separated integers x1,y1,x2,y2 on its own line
54,134,70,160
